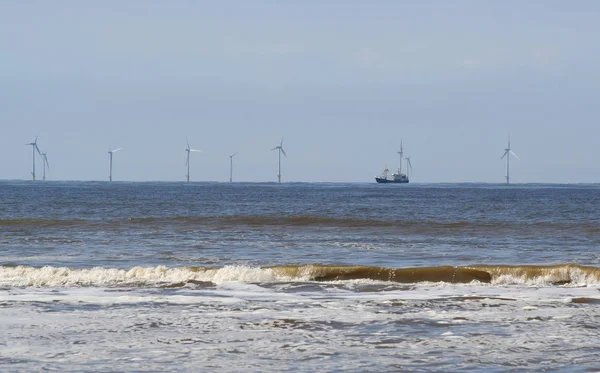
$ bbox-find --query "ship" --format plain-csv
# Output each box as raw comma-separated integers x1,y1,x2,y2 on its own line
375,168,408,183
375,141,412,184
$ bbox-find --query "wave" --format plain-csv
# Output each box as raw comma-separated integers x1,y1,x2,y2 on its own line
1,264,599,288
469,264,600,286
0,218,91,228
1,216,596,233
0,216,432,229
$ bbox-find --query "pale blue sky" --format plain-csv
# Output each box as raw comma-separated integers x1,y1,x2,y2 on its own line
1,1,598,182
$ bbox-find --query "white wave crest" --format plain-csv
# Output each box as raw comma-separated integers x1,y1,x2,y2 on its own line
490,266,600,286
0,265,300,287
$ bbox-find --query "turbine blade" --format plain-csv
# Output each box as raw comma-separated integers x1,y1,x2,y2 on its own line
281,148,287,157
45,156,50,169
190,149,201,152
113,148,122,153
271,147,278,151
35,144,42,156
510,150,520,160
186,137,190,149
501,150,509,159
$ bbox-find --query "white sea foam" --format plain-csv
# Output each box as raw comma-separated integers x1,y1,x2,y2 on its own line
0,265,303,287
489,265,600,286
1,282,600,372
2,264,600,288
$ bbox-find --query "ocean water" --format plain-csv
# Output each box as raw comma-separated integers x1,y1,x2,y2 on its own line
1,181,599,372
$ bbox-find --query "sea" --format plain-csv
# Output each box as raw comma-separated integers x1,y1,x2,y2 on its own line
1,181,599,372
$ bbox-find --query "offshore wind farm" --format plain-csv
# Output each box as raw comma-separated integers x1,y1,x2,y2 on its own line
22,134,525,184
3,3,598,186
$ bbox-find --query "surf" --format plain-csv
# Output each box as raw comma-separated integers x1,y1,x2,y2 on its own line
1,264,599,288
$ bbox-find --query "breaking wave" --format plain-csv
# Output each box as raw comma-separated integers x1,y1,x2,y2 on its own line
1,264,599,288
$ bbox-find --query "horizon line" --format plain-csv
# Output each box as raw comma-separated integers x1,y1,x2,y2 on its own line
0,179,598,186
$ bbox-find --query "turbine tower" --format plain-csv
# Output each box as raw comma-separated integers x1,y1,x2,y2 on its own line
25,136,42,181
41,152,50,181
271,138,287,183
108,148,122,182
185,137,201,182
397,141,404,176
229,152,239,183
405,156,413,180
501,137,519,184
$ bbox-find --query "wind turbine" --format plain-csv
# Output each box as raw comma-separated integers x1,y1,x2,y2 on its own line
25,136,42,180
229,152,239,183
41,152,50,181
405,156,413,180
501,137,519,184
185,137,201,182
108,148,122,182
271,138,287,183
397,140,404,175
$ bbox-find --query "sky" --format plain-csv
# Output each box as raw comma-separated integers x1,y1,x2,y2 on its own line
1,1,599,183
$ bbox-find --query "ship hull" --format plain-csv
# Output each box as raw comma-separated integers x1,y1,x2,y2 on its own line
375,177,409,184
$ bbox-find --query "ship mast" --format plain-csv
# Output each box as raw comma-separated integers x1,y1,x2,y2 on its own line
397,140,403,175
